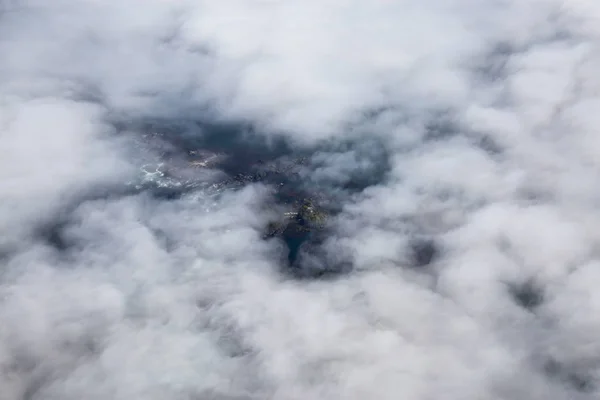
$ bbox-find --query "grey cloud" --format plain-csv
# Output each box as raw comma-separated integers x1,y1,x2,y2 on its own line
2,0,600,399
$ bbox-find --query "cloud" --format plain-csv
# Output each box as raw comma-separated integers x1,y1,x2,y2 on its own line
2,0,600,399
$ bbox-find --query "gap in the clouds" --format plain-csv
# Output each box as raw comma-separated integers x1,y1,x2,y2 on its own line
407,237,438,269
39,218,73,253
107,115,394,280
508,279,544,312
110,113,396,201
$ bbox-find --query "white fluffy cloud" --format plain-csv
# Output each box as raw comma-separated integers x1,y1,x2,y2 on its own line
2,0,600,399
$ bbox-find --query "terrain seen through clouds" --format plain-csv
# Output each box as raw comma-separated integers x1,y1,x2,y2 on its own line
2,1,600,399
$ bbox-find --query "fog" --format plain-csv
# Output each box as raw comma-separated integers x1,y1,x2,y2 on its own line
2,0,600,399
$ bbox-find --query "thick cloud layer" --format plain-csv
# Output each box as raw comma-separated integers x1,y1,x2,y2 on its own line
2,0,600,399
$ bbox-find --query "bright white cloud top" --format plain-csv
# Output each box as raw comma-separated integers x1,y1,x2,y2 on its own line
1,1,600,399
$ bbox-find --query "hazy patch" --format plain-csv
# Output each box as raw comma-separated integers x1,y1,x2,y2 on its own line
2,0,600,399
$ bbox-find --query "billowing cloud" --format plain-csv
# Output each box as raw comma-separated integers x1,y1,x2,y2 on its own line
2,0,600,399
